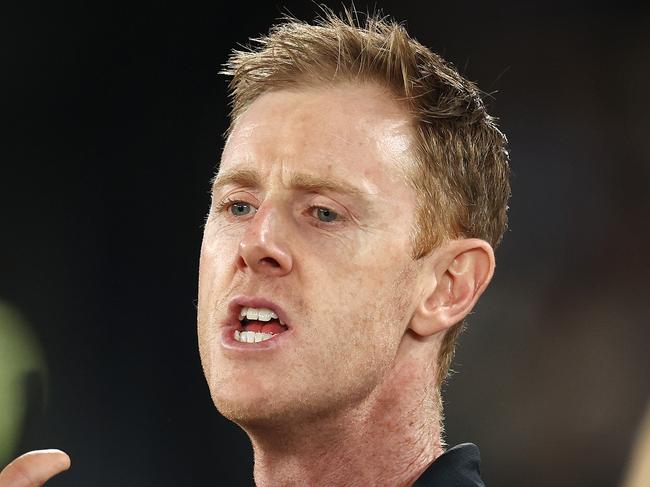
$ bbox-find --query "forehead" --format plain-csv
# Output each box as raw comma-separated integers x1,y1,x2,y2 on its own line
220,83,416,196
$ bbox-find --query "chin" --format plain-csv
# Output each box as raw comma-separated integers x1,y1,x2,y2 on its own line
209,375,287,424
212,391,296,429
209,380,342,431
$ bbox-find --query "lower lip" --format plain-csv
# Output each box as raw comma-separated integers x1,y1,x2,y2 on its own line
220,325,293,353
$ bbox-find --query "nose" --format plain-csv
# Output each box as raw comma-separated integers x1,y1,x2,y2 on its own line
237,206,293,277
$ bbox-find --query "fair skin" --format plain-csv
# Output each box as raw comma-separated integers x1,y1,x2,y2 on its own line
198,83,495,487
0,83,494,486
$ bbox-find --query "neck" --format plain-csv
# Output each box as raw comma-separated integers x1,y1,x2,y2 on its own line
244,342,443,487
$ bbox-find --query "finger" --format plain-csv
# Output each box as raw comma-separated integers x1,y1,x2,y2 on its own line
0,450,70,487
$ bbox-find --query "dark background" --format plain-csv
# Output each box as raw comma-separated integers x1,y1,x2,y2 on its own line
1,1,648,486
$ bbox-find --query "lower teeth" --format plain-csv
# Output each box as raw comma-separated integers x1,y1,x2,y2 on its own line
235,330,274,343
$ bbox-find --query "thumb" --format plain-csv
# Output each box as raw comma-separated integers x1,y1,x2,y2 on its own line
0,450,70,487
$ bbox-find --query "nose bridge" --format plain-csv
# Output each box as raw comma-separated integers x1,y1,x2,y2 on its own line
238,202,292,275
251,204,280,247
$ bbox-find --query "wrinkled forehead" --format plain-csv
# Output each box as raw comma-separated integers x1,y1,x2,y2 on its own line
220,84,417,191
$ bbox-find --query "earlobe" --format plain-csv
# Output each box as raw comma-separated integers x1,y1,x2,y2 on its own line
409,239,495,337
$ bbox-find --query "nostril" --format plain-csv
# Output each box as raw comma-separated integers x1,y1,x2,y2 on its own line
236,255,247,271
260,257,280,268
237,239,292,275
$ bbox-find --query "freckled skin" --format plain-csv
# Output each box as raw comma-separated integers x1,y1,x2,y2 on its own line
197,83,441,486
199,84,419,420
0,85,491,487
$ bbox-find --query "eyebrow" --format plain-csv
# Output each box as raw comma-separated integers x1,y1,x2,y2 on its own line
211,168,371,201
211,168,260,194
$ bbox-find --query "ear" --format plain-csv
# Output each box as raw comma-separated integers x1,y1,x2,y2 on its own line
409,238,495,337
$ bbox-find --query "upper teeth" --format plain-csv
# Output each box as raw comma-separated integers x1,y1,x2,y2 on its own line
239,306,281,323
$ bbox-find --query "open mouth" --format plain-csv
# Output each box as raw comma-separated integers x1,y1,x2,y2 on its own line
234,306,289,343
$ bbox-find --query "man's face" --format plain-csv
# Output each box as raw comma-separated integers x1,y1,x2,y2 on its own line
198,83,423,426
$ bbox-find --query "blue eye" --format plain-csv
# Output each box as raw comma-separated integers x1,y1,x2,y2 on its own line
230,202,254,217
315,207,338,222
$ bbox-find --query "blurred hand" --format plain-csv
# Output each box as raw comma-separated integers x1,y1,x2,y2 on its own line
0,450,70,486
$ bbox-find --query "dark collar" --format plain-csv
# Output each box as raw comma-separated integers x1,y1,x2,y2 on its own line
412,443,485,487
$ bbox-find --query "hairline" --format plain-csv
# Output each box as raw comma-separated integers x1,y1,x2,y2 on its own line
222,79,453,259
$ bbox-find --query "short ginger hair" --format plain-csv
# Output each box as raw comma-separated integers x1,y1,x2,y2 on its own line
221,8,511,387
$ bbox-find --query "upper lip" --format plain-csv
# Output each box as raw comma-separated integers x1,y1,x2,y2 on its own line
226,296,290,328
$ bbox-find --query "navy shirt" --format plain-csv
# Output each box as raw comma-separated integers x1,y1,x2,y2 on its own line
412,443,485,487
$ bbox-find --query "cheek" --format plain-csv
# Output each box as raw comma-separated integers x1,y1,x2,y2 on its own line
197,224,241,337
298,292,406,408
197,241,217,318
199,223,239,287
322,238,412,301
307,253,415,364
